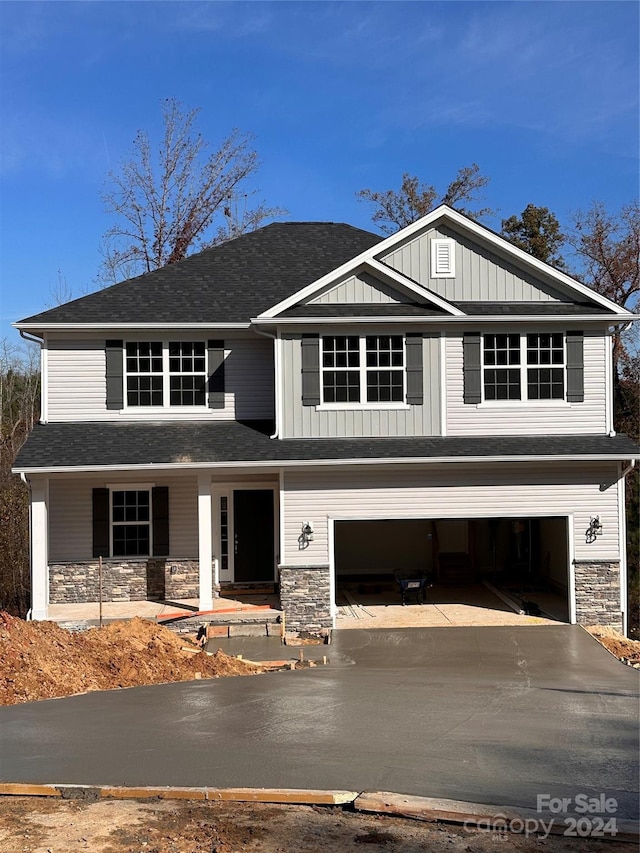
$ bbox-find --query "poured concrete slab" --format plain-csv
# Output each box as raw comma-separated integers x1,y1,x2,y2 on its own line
0,626,637,819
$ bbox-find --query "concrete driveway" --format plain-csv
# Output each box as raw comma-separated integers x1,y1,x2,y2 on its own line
0,626,638,819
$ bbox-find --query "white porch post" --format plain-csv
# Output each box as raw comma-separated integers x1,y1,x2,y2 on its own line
30,477,49,620
197,472,213,611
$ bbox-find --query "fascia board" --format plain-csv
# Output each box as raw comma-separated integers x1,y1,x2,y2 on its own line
251,315,624,326
13,322,251,332
14,452,639,475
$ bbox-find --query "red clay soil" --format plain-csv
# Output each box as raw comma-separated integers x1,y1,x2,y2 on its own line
0,612,260,705
586,625,640,665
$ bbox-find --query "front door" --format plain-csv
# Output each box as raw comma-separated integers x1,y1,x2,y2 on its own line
233,490,275,582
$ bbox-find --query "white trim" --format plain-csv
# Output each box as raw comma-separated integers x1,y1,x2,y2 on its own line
316,404,412,412
568,514,576,624
439,333,447,436
278,468,285,568
197,472,214,610
105,481,156,489
618,467,628,636
328,516,337,624
251,315,623,326
30,477,49,620
15,452,639,476
605,335,614,434
256,205,632,320
14,323,250,332
273,331,283,439
40,337,48,424
211,485,232,579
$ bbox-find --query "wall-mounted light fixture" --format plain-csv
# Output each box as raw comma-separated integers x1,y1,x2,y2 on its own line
585,516,603,544
299,521,314,549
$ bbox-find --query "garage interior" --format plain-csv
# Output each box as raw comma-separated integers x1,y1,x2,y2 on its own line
334,517,570,626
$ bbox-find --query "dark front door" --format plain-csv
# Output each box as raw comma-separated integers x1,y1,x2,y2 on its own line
233,490,274,582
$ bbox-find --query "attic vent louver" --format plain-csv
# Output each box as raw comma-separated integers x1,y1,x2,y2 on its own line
431,238,455,278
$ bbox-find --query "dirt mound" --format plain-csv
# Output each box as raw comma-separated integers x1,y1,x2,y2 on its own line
586,625,640,665
0,613,260,705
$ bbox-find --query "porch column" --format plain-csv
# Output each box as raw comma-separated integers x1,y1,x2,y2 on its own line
197,472,213,611
30,477,49,620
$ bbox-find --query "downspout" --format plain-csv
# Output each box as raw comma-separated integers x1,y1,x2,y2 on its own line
253,325,280,439
18,330,43,346
20,473,33,621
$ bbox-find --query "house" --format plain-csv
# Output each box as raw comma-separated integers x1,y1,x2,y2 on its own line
13,205,639,634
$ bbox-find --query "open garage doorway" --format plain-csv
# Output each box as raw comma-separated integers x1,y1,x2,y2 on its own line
333,517,571,628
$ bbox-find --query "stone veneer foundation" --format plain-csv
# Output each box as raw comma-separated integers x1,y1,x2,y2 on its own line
573,560,622,631
279,564,332,632
49,559,207,604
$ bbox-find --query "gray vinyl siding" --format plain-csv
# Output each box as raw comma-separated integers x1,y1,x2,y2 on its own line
308,272,409,304
381,225,571,303
445,330,607,435
281,462,621,567
46,334,274,422
48,475,199,561
280,332,441,438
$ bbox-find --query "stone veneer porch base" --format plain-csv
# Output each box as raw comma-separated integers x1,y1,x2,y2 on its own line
49,559,203,604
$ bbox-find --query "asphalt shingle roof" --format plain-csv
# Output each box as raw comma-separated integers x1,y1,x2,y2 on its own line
14,421,639,471
454,302,615,315
18,223,383,326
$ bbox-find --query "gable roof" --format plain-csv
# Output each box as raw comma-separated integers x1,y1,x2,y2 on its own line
16,223,382,328
258,205,631,320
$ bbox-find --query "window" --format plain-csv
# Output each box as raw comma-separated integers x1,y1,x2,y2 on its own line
321,335,406,405
124,341,208,407
322,335,360,402
126,342,163,406
482,333,566,402
169,341,207,406
526,333,564,400
112,490,151,556
431,238,455,277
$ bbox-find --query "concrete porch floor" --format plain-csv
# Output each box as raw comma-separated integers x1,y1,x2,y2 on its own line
335,582,566,629
47,594,281,625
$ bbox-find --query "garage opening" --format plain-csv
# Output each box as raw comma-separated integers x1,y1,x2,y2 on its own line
334,517,570,626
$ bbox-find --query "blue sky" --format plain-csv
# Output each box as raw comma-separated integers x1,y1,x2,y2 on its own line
1,1,638,343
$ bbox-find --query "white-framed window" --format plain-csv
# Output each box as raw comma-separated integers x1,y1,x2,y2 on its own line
111,489,152,557
431,238,455,278
482,333,566,401
321,335,406,405
124,341,208,408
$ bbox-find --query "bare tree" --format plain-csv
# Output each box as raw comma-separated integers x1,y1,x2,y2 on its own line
357,164,494,234
99,99,286,284
567,200,639,310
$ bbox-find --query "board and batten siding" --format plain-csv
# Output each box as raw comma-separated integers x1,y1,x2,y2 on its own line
307,272,409,304
281,463,621,567
381,225,570,303
48,476,199,562
46,334,274,422
445,330,607,435
280,332,441,438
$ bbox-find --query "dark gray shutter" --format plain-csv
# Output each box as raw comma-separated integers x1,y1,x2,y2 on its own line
566,331,584,402
152,486,170,556
207,340,225,409
92,488,110,558
105,340,124,410
463,332,482,404
301,334,320,406
405,333,424,405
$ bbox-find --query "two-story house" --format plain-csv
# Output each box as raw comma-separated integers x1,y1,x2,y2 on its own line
13,206,638,633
